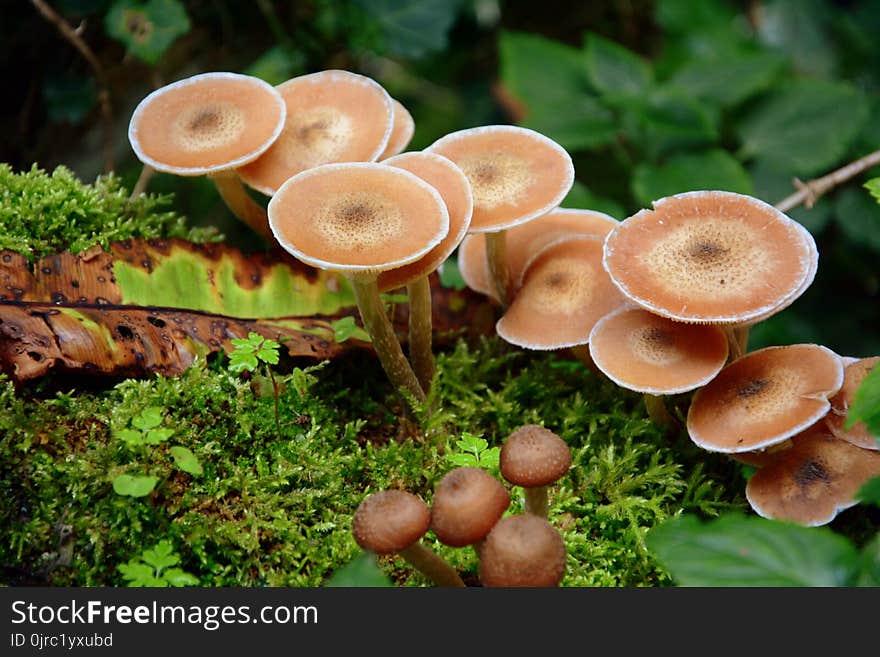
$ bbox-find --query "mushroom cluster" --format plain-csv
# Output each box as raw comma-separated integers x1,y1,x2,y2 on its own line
352,425,571,586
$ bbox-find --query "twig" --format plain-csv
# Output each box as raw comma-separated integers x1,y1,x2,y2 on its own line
775,148,880,213
30,0,115,173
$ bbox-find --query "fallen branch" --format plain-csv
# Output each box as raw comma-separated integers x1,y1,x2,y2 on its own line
775,148,880,213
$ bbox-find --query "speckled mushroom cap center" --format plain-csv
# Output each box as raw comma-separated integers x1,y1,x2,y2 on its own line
495,235,628,349
352,490,430,554
238,70,394,195
602,191,817,324
430,467,510,547
588,306,729,395
426,125,574,232
268,162,449,276
478,515,567,587
687,344,844,453
500,425,571,487
825,356,879,450
128,72,286,176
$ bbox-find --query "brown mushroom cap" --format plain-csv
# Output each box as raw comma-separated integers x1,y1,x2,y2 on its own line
687,344,844,453
478,514,567,587
430,467,511,547
379,98,415,160
267,162,449,277
745,424,880,526
825,356,879,450
728,438,794,468
588,306,729,395
128,72,286,176
352,490,431,554
237,70,394,195
458,208,619,301
377,151,473,291
602,190,818,324
495,235,628,350
425,125,574,232
500,425,571,488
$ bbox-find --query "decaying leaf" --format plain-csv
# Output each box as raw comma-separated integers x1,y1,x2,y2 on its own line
0,239,496,382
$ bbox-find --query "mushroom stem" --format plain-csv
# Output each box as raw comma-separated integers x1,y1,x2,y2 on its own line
644,394,678,433
353,277,427,406
724,327,746,363
569,344,605,378
485,231,512,307
130,164,156,199
399,543,466,587
209,171,273,239
406,276,435,395
734,325,750,356
524,486,550,518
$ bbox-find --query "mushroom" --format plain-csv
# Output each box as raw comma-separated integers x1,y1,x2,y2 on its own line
430,466,511,552
588,306,729,428
379,151,474,393
352,489,465,587
478,514,567,587
686,344,844,454
128,71,286,238
238,69,394,196
602,190,818,359
499,425,571,518
745,423,880,526
458,207,618,303
426,125,574,305
378,98,416,160
495,235,628,352
824,356,879,450
267,162,449,406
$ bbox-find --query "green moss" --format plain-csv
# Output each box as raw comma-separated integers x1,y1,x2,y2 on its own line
0,338,747,588
0,164,219,260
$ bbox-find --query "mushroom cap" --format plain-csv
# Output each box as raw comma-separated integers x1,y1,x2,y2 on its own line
377,151,473,291
458,207,619,302
602,190,818,324
495,235,628,350
728,438,794,468
745,424,880,526
378,98,415,160
128,71,286,176
825,356,879,450
267,162,449,276
430,467,510,547
588,306,729,395
425,125,574,233
237,70,394,195
352,489,431,554
687,344,844,453
500,425,571,488
478,514,567,587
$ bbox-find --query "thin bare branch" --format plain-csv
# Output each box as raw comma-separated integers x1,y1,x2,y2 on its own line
30,0,115,173
775,149,880,213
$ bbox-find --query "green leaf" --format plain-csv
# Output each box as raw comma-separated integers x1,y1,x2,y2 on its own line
352,0,462,59
562,181,625,220
499,31,617,151
628,89,718,160
737,79,869,176
754,0,837,77
584,32,653,99
749,159,833,234
857,476,880,507
118,562,164,587
631,150,753,207
325,552,393,587
228,349,258,373
170,446,203,476
866,178,880,205
140,540,179,572
455,433,488,454
162,568,199,587
647,513,860,586
244,46,305,86
132,406,164,431
144,427,174,445
438,258,467,290
112,474,157,497
479,446,501,470
846,363,880,435
256,337,280,366
669,51,786,108
115,428,144,447
104,0,191,65
447,452,478,467
855,535,880,586
332,316,370,343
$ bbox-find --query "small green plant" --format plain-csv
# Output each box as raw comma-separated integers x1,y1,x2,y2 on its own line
229,331,283,436
445,432,500,473
117,540,199,587
331,316,372,343
114,406,174,446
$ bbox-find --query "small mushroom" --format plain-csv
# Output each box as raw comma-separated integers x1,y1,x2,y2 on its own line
268,162,449,406
687,343,844,453
825,356,879,450
426,125,574,305
353,490,465,587
378,98,416,160
430,467,510,550
238,69,395,196
745,424,880,526
128,71,286,238
478,514,567,587
499,425,571,518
